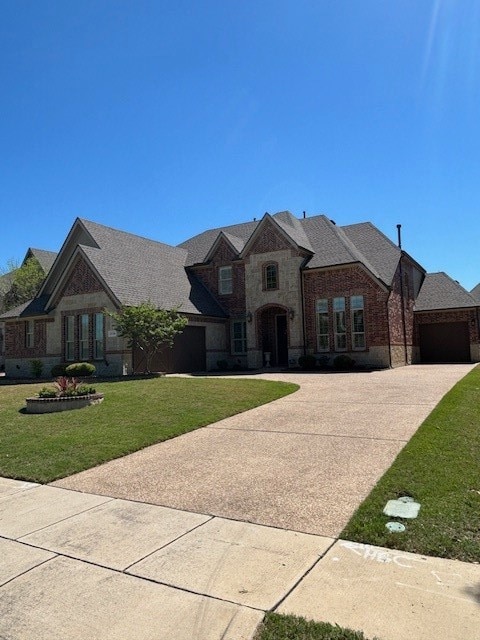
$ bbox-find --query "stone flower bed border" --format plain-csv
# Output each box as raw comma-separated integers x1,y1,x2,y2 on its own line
26,393,104,414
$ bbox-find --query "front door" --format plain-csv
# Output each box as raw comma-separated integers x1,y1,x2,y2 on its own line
275,314,288,366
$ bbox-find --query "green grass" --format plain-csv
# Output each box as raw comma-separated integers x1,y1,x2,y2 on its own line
255,613,380,640
0,377,298,483
342,365,480,562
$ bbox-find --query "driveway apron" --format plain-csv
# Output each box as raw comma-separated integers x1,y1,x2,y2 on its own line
53,364,474,537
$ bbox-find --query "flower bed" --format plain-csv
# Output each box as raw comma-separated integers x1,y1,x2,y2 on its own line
26,393,104,414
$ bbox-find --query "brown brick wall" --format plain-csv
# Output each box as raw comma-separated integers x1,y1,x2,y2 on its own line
5,319,48,358
387,257,416,348
61,256,104,297
246,220,293,255
190,238,246,316
303,265,389,352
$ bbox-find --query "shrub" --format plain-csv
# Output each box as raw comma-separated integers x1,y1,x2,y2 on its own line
30,359,43,378
76,385,97,396
54,376,80,396
333,354,356,370
38,387,57,398
51,363,68,377
298,354,317,370
216,359,229,371
65,362,96,377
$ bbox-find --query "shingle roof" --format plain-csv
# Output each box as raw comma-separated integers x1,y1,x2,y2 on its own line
341,222,401,285
471,283,480,302
179,212,403,286
415,272,478,311
0,295,51,319
179,219,259,265
27,248,57,273
79,219,225,317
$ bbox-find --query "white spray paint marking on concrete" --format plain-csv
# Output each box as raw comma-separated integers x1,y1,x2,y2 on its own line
340,541,427,568
395,582,477,605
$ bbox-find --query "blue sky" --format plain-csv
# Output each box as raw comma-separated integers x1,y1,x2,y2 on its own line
1,1,479,289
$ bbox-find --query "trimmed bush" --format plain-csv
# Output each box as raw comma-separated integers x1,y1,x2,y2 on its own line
38,387,57,398
298,354,317,370
30,359,43,378
51,363,68,377
216,359,229,371
333,354,356,370
65,362,96,377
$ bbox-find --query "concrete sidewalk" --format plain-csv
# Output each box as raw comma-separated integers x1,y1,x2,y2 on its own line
1,478,479,640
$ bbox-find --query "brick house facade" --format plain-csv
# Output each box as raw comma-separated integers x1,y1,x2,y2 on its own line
2,212,479,377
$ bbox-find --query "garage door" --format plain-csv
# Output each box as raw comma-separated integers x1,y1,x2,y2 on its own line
133,326,206,373
419,322,470,363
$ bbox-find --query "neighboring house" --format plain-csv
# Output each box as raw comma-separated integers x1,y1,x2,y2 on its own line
471,283,480,303
1,212,478,377
0,248,57,371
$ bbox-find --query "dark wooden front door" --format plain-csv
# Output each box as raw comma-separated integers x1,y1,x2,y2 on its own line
276,314,288,366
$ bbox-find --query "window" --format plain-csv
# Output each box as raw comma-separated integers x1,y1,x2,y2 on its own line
333,297,346,350
219,266,232,295
264,263,278,290
65,315,75,361
232,320,247,354
315,299,329,351
94,313,104,360
25,320,34,348
79,314,89,360
351,295,365,350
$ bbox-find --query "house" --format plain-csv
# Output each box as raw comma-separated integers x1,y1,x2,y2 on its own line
1,212,478,377
0,248,57,371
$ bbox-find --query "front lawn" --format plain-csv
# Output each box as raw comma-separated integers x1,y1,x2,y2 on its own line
255,613,380,640
0,376,298,483
342,365,480,562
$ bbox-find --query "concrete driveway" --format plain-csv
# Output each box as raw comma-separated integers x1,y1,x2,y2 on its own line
54,364,475,538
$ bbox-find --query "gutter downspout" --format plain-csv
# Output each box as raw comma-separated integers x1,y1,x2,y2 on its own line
397,225,409,366
300,258,309,357
386,291,393,368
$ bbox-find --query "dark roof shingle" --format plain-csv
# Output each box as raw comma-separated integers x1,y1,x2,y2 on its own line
415,272,478,311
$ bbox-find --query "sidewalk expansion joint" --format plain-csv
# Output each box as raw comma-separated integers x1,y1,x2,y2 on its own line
208,425,409,443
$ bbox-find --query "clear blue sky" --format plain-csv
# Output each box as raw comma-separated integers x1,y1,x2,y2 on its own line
1,1,479,289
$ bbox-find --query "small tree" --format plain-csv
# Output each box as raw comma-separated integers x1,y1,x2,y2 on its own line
108,302,188,374
3,257,45,311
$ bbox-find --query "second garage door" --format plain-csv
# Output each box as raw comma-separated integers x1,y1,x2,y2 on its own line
133,326,206,373
419,322,470,363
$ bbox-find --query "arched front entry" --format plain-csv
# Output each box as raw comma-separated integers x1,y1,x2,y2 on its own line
258,305,289,367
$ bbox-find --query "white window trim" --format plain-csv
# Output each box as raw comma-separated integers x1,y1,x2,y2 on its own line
25,320,34,348
231,320,247,355
333,297,347,351
219,266,233,295
65,315,75,361
315,299,329,352
351,295,366,351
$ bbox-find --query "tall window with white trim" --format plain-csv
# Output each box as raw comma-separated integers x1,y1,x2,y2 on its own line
79,314,89,360
65,315,75,361
232,320,247,354
25,320,34,348
94,313,104,360
218,266,233,294
351,295,365,349
315,299,329,351
333,297,346,350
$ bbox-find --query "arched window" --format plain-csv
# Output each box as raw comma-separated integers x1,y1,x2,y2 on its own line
263,263,278,290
